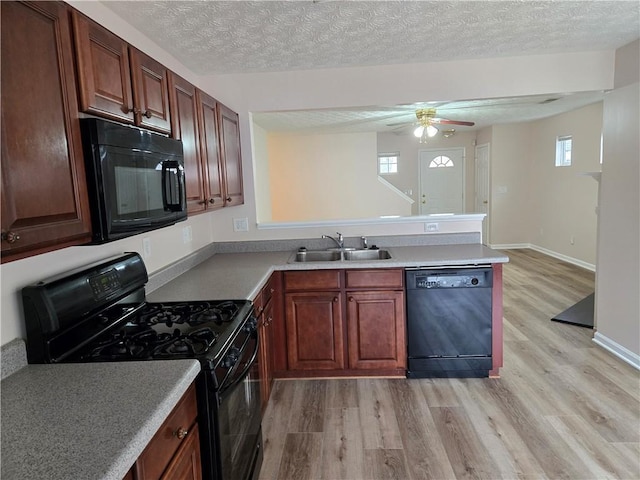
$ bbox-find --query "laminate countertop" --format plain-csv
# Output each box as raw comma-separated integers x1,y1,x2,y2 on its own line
1,359,200,480
147,243,508,303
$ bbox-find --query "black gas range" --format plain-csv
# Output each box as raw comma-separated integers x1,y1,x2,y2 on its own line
21,252,263,480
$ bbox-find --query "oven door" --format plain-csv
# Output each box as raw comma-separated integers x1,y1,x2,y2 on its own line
215,331,262,480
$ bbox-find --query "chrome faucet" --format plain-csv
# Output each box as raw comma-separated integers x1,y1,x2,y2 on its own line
322,232,344,249
361,236,368,249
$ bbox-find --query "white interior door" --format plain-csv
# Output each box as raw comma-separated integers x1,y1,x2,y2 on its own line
419,148,464,214
475,143,490,244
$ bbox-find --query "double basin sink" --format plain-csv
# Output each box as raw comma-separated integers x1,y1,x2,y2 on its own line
291,248,392,263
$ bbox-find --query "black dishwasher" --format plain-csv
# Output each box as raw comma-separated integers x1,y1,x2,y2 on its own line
406,267,492,378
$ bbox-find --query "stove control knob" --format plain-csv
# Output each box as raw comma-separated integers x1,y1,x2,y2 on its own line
243,316,258,333
222,347,240,368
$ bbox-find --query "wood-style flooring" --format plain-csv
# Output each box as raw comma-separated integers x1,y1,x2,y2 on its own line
259,249,640,480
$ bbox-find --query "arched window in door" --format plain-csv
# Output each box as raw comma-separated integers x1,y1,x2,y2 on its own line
429,155,454,168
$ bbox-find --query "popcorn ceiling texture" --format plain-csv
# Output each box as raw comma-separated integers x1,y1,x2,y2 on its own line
103,1,640,75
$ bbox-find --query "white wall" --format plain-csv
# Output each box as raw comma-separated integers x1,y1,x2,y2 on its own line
594,40,640,364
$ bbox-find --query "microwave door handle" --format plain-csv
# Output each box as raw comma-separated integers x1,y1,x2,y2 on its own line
161,160,184,212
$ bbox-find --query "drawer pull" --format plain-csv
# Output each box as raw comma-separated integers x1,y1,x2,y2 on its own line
174,427,188,440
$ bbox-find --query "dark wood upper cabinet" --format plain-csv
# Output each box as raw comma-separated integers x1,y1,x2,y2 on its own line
130,48,172,133
1,1,92,262
169,72,207,214
217,103,244,207
72,12,171,134
196,91,224,210
71,10,134,123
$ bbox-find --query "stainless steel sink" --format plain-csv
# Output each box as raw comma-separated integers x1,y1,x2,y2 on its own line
343,249,392,261
290,248,392,262
293,250,342,262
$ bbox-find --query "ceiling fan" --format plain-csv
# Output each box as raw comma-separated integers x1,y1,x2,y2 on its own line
390,108,475,142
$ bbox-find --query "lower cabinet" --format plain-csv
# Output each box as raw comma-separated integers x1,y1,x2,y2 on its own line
346,290,406,370
133,383,202,480
285,291,345,371
283,269,406,376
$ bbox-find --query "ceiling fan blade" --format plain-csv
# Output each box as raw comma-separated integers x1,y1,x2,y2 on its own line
386,120,415,127
432,118,475,127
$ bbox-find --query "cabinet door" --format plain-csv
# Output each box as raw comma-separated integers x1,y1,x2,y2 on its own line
159,426,202,480
346,291,406,370
196,90,224,209
1,1,92,261
71,10,135,123
130,48,171,134
285,292,344,370
169,73,206,214
217,103,244,206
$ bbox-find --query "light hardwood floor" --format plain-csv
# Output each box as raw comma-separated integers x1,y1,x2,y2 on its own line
259,249,640,480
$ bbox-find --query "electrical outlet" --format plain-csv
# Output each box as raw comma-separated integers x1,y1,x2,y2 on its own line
142,237,151,258
570,235,575,245
425,223,439,232
182,226,192,244
233,217,249,232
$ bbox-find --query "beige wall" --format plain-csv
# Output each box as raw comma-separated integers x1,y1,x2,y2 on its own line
377,131,478,214
252,123,271,222
595,39,640,362
528,103,602,265
488,123,534,245
267,132,411,221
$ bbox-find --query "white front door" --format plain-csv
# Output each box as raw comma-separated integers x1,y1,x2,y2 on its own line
419,148,465,215
475,143,490,244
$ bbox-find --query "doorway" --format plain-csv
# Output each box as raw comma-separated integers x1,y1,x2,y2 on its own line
419,148,465,215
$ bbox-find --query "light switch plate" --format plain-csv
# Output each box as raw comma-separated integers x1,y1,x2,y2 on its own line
233,217,249,232
182,226,192,244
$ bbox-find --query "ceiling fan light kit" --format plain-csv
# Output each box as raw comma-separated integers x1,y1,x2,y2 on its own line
412,108,471,142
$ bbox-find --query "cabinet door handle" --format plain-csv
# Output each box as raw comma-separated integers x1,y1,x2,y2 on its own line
1,231,20,244
174,427,188,440
209,198,216,204
142,110,152,118
349,296,354,302
270,288,275,294
333,297,339,303
267,316,273,326
226,197,232,203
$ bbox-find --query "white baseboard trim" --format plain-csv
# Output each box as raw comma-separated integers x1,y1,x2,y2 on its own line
489,243,530,250
593,332,640,370
489,243,595,272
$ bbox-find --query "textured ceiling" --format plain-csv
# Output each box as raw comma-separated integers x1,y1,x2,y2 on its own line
101,1,638,132
252,91,606,133
102,1,639,75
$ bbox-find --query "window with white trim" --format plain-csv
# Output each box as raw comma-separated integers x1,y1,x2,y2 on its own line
378,153,398,174
555,135,572,167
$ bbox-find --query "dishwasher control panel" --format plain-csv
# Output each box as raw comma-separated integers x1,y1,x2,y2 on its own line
408,268,492,289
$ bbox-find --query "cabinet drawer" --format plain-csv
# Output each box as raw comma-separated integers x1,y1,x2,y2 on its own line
135,384,198,480
345,269,404,289
284,270,342,291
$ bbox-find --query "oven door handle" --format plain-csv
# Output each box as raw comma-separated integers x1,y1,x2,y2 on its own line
218,333,259,400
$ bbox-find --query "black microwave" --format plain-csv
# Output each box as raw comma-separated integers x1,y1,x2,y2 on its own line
80,118,187,244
